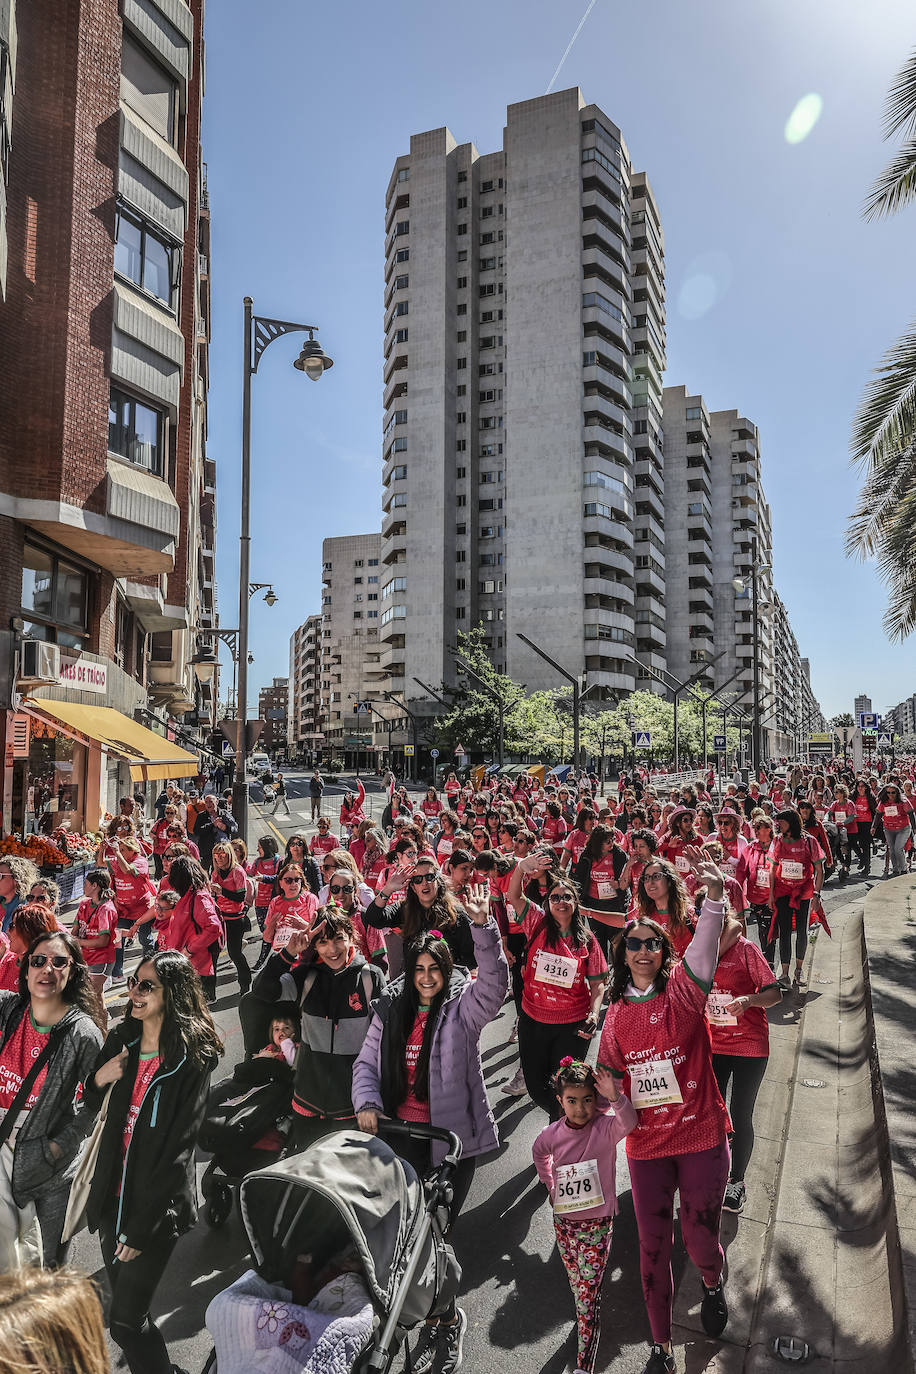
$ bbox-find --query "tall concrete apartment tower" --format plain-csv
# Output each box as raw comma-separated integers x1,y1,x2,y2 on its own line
380,89,666,720
662,387,774,707
320,532,393,768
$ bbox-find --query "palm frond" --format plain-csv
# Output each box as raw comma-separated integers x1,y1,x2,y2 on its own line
863,138,916,220
849,325,916,466
883,48,916,142
845,451,916,558
878,486,916,640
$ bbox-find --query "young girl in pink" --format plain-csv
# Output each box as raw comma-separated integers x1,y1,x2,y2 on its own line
532,1059,637,1374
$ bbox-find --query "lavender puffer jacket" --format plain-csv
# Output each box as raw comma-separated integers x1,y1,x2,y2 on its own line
351,918,509,1163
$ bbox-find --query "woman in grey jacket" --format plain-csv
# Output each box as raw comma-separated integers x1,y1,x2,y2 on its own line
0,930,103,1267
352,883,507,1374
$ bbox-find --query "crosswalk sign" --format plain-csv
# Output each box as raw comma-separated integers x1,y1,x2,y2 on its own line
877,732,892,748
633,731,651,748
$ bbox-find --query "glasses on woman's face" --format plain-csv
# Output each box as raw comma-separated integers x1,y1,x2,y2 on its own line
548,892,574,905
643,870,667,883
127,975,162,994
625,935,663,953
281,876,303,886
29,953,70,970
329,883,354,895
409,872,437,887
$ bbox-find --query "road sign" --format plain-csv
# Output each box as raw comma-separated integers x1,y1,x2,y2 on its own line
430,748,440,759
355,700,371,714
221,738,234,758
878,732,893,748
713,734,726,752
858,712,879,730
809,733,833,745
404,744,415,757
632,731,651,749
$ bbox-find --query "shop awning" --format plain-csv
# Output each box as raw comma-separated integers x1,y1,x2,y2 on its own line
24,699,200,782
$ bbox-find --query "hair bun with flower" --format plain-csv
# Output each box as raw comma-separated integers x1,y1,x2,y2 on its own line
559,1056,574,1068
429,929,443,940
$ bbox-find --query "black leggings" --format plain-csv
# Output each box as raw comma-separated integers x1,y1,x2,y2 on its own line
518,1011,592,1119
200,941,221,1001
100,1210,178,1374
852,825,872,872
224,918,251,994
749,903,775,965
712,1053,768,1182
775,895,810,966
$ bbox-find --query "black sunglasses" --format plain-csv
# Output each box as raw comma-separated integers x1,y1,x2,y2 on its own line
29,953,70,970
329,883,354,894
625,935,663,953
127,975,162,994
409,873,437,886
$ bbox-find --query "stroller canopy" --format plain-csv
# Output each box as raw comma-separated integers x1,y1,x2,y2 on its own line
238,1129,434,1313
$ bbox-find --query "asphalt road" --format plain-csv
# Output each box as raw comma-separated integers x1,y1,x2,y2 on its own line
68,781,886,1374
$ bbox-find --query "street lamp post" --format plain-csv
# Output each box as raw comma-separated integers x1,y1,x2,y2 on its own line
632,652,725,771
450,653,507,769
516,633,585,771
384,691,421,782
234,298,332,836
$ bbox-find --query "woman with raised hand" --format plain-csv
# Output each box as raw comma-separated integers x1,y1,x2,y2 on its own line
598,850,731,1374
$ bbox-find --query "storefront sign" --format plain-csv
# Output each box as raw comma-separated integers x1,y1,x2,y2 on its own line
59,656,108,694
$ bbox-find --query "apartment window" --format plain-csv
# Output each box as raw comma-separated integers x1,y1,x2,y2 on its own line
108,385,165,475
457,304,467,316
480,335,497,349
395,274,409,290
456,440,467,452
392,465,407,480
323,561,332,571
480,471,498,483
479,416,503,429
456,385,466,397
395,248,409,263
354,575,363,583
150,630,173,662
455,494,467,507
456,578,466,591
457,170,467,182
480,444,503,457
480,526,503,539
457,331,466,343
368,558,378,566
457,276,467,288
394,301,408,317
457,250,468,262
456,550,467,562
479,284,496,298
479,256,496,271
457,197,468,209
479,498,503,512
121,33,177,144
686,406,702,419
479,389,502,403
457,357,467,369
368,610,378,618
354,594,363,603
581,146,622,185
687,502,706,516
582,292,624,323
456,412,466,424
481,179,494,193
457,223,468,235
382,576,406,598
481,205,494,219
480,232,494,245
455,607,466,619
114,203,178,308
392,437,407,453
368,593,378,601
456,523,467,536
391,493,407,507
395,221,409,236
585,624,630,643
368,575,379,583
21,542,89,647
353,611,362,619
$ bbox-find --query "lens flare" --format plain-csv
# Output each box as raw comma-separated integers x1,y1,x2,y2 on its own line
785,93,823,145
677,251,734,321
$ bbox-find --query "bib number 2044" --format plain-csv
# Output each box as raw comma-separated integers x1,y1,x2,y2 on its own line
630,1056,684,1109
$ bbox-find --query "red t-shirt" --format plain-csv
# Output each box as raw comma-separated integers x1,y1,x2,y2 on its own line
514,898,606,1024
542,818,568,850
251,857,279,908
584,856,625,928
660,836,694,880
421,799,443,817
878,800,912,832
0,1011,51,1117
397,1009,431,1123
111,857,156,916
854,796,874,825
830,802,856,834
743,842,774,906
122,1053,161,1159
0,952,20,993
716,835,748,883
310,833,339,856
563,829,591,865
598,959,731,1160
707,937,776,1057
772,835,822,901
74,896,118,966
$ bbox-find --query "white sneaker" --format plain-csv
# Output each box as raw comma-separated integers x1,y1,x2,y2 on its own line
501,1066,527,1097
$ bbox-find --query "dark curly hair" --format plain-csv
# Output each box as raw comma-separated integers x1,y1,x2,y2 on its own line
607,918,676,1004
124,949,223,1071
550,1058,596,1096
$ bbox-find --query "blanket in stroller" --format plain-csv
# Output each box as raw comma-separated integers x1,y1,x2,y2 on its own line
206,1268,373,1374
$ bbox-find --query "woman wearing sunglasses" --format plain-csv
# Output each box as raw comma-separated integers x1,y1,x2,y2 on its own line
83,950,222,1374
0,902,61,993
322,868,387,972
0,930,103,1267
261,864,319,957
364,857,477,974
598,852,730,1374
505,853,608,1118
279,835,321,896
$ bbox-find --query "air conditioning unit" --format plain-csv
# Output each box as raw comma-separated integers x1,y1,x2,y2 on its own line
18,640,61,686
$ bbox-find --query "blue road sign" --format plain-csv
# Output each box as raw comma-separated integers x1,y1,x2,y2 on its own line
713,734,727,751
633,731,651,749
430,748,440,759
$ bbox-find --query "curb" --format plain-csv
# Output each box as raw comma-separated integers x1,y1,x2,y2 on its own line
744,894,909,1370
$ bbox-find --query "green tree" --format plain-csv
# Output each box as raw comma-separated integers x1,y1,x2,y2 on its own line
830,713,855,728
434,627,526,759
848,48,916,639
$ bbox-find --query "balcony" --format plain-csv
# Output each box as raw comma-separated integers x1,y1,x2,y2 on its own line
583,511,633,548
635,567,666,601
382,511,406,540
581,246,628,302
581,303,629,354
583,423,630,464
583,369,629,412
731,438,757,459
581,187,630,250
582,392,630,435
583,572,635,605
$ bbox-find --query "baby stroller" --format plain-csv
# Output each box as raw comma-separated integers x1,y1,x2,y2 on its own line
204,1121,462,1374
198,1057,295,1227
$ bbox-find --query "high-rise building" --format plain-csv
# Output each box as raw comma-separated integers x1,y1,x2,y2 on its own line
884,694,916,740
0,0,214,832
321,533,396,768
380,88,666,718
854,693,873,720
287,615,323,764
258,678,288,756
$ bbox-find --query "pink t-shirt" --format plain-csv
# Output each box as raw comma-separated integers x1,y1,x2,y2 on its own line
532,1099,638,1219
122,1053,161,1159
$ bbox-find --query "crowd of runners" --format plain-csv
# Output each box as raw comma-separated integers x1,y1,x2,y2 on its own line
0,753,911,1374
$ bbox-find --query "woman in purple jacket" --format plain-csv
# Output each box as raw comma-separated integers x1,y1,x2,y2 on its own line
353,882,508,1374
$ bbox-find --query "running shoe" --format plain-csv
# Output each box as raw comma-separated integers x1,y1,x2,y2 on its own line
642,1346,676,1374
700,1278,729,1336
500,1067,527,1097
436,1307,467,1373
777,974,791,992
509,1017,519,1043
409,1322,440,1374
722,1179,746,1213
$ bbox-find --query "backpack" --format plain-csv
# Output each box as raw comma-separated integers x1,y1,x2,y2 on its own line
198,1057,294,1154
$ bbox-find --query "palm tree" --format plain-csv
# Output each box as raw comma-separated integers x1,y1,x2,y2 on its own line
848,48,916,640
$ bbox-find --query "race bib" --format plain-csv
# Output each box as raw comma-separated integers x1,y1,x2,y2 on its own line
554,1158,605,1214
272,925,296,950
815,809,826,821
437,839,453,856
781,861,804,881
630,1056,683,1109
722,860,737,877
533,949,579,988
833,811,847,825
706,990,738,1025
885,805,898,818
596,879,615,900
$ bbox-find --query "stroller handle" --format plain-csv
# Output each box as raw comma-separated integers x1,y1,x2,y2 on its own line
376,1119,462,1168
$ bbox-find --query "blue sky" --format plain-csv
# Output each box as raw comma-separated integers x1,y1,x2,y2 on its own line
204,0,915,721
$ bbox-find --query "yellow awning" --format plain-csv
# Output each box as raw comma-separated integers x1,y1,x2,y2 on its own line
25,699,200,783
